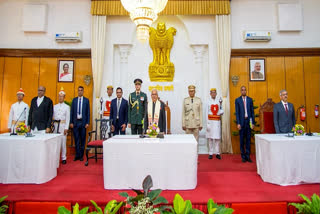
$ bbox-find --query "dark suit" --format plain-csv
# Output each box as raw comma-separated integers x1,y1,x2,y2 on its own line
144,101,166,133
28,96,53,131
70,96,90,159
110,98,128,135
273,102,295,133
235,96,255,160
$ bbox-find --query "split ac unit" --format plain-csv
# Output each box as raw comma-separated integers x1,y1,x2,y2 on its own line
244,31,271,42
55,32,82,42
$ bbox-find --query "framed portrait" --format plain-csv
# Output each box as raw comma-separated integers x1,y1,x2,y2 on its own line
58,60,74,82
249,59,265,81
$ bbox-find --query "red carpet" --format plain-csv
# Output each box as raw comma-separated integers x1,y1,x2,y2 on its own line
0,154,319,206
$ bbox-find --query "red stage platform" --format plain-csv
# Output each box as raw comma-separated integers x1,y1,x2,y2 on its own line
0,154,318,213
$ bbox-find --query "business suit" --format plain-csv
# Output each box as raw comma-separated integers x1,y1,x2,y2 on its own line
70,96,90,159
28,96,53,131
235,96,255,161
110,98,128,135
144,101,166,133
273,102,295,133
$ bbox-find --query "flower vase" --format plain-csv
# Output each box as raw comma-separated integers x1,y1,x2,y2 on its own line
149,135,157,138
17,132,25,136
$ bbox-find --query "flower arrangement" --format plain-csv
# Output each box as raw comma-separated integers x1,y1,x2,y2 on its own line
146,123,160,137
292,124,305,136
16,122,28,135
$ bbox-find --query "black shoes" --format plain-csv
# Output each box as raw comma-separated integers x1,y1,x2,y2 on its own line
242,158,247,163
62,160,67,164
208,155,213,159
73,157,78,161
216,154,221,160
80,157,84,161
247,158,253,163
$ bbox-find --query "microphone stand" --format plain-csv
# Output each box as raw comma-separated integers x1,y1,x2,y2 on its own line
10,107,26,136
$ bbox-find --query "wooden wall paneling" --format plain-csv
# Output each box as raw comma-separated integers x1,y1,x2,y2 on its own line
0,57,4,132
21,58,40,106
303,56,320,132
39,58,58,104
229,57,248,154
248,59,268,154
285,57,306,129
0,57,22,133
266,57,286,102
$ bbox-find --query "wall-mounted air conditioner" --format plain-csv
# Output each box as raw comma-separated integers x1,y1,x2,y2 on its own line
55,32,82,42
244,31,271,42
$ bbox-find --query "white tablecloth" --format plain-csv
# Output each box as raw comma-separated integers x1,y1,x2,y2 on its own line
255,134,320,186
103,134,198,190
0,133,63,184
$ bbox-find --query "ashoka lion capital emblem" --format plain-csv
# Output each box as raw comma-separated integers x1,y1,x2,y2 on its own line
149,22,176,82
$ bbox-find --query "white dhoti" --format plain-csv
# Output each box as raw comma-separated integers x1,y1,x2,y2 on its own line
54,123,67,161
206,99,223,155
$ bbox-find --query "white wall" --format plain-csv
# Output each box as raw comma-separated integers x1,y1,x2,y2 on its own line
0,0,91,49
231,0,320,48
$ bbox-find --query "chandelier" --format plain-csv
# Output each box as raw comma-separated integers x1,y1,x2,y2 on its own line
120,0,168,43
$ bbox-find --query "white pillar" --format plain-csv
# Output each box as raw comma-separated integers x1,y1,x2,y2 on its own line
190,44,209,154
115,44,132,93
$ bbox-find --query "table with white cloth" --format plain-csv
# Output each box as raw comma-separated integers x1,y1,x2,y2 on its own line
0,133,63,184
255,134,320,186
103,134,198,190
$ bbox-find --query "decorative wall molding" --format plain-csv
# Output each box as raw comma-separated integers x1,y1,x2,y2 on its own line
190,44,208,64
116,44,133,63
231,48,320,57
0,49,91,58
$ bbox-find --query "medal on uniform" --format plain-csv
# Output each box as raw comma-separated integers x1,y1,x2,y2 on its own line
140,97,144,101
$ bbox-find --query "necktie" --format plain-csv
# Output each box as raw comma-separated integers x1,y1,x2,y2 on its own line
78,98,81,116
117,99,120,118
243,97,247,117
191,98,193,103
285,103,288,114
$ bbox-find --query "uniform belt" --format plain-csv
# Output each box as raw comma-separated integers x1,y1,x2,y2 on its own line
12,120,24,124
53,119,66,124
208,115,220,121
245,117,248,119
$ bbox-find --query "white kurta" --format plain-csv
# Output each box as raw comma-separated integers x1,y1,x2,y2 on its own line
206,98,223,139
8,101,29,131
53,102,70,160
102,95,115,119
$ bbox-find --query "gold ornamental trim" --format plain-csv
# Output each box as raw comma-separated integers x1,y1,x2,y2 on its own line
91,0,230,16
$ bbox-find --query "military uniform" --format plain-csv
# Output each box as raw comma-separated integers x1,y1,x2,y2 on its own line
53,88,70,162
128,91,147,134
182,85,203,144
8,88,29,133
128,78,148,135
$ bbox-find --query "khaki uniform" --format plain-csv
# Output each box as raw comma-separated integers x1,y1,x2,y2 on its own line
182,97,203,142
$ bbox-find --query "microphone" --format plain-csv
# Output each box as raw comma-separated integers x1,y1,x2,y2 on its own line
10,107,27,136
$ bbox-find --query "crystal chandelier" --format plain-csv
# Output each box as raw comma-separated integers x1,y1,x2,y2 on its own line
120,0,168,43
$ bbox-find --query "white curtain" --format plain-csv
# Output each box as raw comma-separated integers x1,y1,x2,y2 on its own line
216,15,233,153
91,15,107,121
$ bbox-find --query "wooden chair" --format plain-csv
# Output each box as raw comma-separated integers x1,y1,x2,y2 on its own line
259,98,276,134
159,99,171,134
85,118,111,166
50,120,61,133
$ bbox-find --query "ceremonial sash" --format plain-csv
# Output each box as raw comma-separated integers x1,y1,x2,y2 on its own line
208,104,220,121
103,101,111,116
148,101,160,125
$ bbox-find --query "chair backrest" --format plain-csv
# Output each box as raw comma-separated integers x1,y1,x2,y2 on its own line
94,118,112,141
259,98,276,134
159,99,171,134
50,120,61,133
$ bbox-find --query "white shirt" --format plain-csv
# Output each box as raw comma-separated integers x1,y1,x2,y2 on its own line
242,96,248,118
37,96,44,107
53,103,70,131
116,97,122,119
8,101,29,128
77,96,83,119
281,100,289,111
